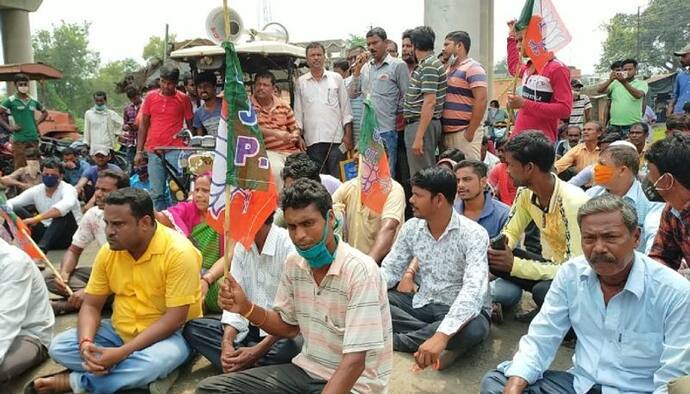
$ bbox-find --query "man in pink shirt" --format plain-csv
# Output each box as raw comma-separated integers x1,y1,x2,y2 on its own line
135,65,193,210
505,20,572,142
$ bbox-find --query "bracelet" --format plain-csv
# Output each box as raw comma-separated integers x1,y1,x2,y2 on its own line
254,307,269,328
79,337,93,350
34,214,43,221
201,276,213,286
242,303,255,319
405,269,416,276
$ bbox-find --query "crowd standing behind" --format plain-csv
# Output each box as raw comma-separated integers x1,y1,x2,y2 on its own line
1,18,690,394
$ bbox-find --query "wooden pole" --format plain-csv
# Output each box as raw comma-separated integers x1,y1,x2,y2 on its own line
20,224,73,296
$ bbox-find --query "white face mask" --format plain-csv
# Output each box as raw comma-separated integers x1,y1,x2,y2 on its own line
17,86,29,94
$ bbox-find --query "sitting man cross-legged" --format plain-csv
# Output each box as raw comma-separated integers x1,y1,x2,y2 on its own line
481,194,690,393
30,188,202,394
487,131,589,317
7,157,82,253
197,179,392,394
183,213,302,373
382,166,491,370
0,237,54,384
46,170,129,315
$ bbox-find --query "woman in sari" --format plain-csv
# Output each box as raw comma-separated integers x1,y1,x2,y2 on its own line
156,173,224,313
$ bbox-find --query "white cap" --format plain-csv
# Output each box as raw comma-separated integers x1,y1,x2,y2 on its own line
609,140,637,150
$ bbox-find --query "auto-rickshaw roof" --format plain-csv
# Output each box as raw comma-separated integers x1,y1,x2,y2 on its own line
0,63,63,81
170,41,306,60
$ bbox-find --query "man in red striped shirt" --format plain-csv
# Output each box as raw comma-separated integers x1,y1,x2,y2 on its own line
441,31,488,161
251,71,303,191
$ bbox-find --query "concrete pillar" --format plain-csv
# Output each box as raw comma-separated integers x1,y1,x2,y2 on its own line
424,0,494,99
1,0,42,96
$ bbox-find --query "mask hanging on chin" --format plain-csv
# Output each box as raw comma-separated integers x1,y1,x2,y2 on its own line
295,213,337,269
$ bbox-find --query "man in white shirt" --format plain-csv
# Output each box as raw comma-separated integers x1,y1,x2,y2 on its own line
0,237,54,383
83,91,123,155
294,42,353,179
184,215,301,373
8,158,82,252
46,169,129,314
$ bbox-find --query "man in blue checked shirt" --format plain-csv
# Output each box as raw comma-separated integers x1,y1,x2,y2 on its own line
481,194,690,394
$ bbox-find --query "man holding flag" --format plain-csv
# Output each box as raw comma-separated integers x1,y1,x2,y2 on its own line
506,0,573,142
332,98,406,264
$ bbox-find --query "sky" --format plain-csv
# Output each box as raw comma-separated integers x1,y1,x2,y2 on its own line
9,0,649,75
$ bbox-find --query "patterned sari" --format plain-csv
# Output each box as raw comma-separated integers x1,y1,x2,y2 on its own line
162,201,222,313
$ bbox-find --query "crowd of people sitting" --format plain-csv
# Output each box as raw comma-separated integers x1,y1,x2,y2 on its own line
1,20,690,394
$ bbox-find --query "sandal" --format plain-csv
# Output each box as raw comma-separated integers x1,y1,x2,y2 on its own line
24,370,71,394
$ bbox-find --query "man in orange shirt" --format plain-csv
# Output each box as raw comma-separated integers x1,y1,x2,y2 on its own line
251,71,303,190
554,121,604,181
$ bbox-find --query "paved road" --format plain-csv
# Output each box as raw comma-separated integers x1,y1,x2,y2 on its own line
8,245,574,394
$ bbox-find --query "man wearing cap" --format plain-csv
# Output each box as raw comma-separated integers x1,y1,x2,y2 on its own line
75,148,123,203
668,43,690,116
568,80,591,128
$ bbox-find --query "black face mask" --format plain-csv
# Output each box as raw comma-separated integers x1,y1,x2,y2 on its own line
642,177,665,202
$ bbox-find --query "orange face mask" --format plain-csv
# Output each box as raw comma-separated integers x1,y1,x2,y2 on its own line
593,163,615,185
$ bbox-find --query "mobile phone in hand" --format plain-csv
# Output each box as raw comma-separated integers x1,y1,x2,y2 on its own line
490,234,507,250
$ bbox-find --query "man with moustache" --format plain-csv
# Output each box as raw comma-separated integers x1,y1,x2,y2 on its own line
349,27,409,177
294,42,353,178
481,194,690,393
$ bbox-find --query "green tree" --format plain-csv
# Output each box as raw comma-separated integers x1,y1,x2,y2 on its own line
32,21,100,118
598,0,690,74
346,34,366,50
142,34,177,61
91,58,141,113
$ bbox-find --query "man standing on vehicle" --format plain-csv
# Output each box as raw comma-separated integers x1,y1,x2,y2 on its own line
0,73,48,169
134,65,193,211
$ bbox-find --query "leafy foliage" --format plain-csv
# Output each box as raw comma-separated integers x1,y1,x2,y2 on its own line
31,22,142,127
346,34,366,50
32,21,100,115
598,0,690,74
142,34,177,61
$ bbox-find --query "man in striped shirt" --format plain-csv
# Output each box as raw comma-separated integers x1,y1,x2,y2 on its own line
251,71,303,191
403,26,447,177
568,79,591,128
441,31,488,161
201,179,392,394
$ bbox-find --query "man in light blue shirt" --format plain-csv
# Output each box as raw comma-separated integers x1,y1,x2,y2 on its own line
586,142,664,253
669,44,690,115
480,194,690,394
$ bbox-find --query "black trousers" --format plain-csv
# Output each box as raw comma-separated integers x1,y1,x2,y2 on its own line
0,336,48,383
15,207,78,252
182,318,302,373
388,290,490,353
197,363,327,394
306,143,344,179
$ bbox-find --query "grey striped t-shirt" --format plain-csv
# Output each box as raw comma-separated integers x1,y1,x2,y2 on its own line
403,54,447,119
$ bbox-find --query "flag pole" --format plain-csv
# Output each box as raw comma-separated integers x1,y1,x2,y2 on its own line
222,0,235,279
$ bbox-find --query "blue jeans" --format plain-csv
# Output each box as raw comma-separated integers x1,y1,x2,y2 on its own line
48,320,190,394
480,369,603,394
147,150,181,211
491,278,523,308
378,130,398,178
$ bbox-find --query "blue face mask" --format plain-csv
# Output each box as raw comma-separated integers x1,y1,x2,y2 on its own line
95,104,107,111
295,213,336,269
43,174,59,188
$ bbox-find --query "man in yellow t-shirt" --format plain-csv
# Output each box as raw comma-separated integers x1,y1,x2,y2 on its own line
31,188,202,394
332,177,406,264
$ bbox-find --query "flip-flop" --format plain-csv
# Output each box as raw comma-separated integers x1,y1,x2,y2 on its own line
24,369,71,394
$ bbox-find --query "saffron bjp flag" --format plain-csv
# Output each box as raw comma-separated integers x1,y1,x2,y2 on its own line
206,41,277,250
516,0,571,73
0,196,43,262
357,97,392,214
